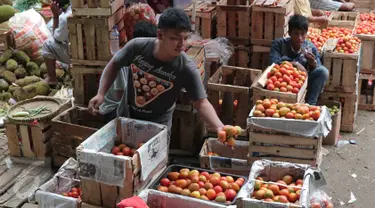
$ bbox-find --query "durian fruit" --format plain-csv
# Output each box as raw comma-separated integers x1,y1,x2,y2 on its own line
1,70,16,83
0,79,9,91
8,85,19,94
0,0,13,6
0,5,16,23
0,49,12,64
14,67,26,78
0,92,12,101
13,80,50,101
12,50,30,65
5,59,18,71
56,69,65,78
26,61,40,76
0,66,5,75
14,75,41,87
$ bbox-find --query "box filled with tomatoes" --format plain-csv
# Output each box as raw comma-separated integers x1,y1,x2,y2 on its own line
251,62,308,105
148,165,247,206
355,13,375,72
247,98,331,166
328,11,360,30
199,138,250,176
236,159,325,207
35,158,81,208
76,118,169,207
322,36,361,93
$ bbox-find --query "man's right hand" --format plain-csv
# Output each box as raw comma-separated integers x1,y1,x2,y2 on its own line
88,94,104,115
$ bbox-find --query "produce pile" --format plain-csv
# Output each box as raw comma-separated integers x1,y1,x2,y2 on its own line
334,36,360,54
327,105,339,116
252,98,321,121
251,175,303,204
110,142,144,157
356,13,375,35
123,3,156,40
307,29,326,51
61,187,81,199
217,125,243,148
265,61,307,94
0,49,70,102
157,168,245,204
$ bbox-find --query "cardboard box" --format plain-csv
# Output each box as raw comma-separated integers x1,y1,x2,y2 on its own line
317,101,341,145
76,117,169,207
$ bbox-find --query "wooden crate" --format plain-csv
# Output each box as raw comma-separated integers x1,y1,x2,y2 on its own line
251,0,294,47
51,106,106,164
68,8,126,66
71,66,103,105
249,45,270,70
356,34,375,74
328,11,359,30
319,91,358,132
323,50,360,93
78,118,168,207
5,98,72,159
228,45,251,68
186,45,206,85
0,21,14,52
248,124,323,167
251,64,308,105
216,0,252,45
199,138,250,176
207,65,261,130
71,0,123,16
184,1,216,39
170,109,206,156
357,73,375,110
348,0,374,13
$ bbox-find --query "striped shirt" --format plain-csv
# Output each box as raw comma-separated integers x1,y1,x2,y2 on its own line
309,0,342,11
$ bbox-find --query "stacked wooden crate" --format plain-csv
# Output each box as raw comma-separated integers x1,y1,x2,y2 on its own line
184,1,217,39
319,38,360,132
216,0,252,67
348,0,374,13
328,11,359,30
250,0,294,69
68,0,126,105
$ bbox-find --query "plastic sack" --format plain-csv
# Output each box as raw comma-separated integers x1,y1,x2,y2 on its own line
123,3,156,40
204,37,234,65
8,9,51,64
309,190,334,208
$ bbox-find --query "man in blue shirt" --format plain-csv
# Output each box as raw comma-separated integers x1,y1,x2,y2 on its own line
269,15,329,105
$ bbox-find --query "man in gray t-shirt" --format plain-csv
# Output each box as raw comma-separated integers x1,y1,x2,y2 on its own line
88,8,224,133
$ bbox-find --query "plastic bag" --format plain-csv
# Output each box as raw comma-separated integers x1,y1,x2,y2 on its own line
309,190,334,208
123,3,156,40
204,37,234,65
8,9,51,64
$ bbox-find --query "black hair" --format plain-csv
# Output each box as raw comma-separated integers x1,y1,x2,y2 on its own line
58,0,70,9
133,20,157,38
158,8,191,32
288,15,309,33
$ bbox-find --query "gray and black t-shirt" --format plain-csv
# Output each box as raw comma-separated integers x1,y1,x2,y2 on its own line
113,38,206,129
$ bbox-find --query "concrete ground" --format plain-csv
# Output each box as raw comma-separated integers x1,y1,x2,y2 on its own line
322,110,375,207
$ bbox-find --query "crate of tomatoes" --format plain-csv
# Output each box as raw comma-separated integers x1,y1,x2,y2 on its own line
35,158,81,208
251,62,308,105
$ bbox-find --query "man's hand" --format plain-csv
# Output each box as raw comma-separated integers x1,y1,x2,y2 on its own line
305,52,317,68
51,0,61,17
316,16,329,24
88,94,104,115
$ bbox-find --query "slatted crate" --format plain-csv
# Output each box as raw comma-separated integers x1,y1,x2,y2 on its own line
247,124,323,167
319,92,358,132
323,49,360,93
328,11,360,30
207,65,261,133
251,64,308,105
348,0,374,13
357,73,375,110
71,0,123,16
356,34,375,74
68,8,126,66
184,1,216,39
51,106,106,166
228,45,251,68
216,0,252,45
251,0,294,47
5,98,72,159
71,66,103,105
249,45,270,70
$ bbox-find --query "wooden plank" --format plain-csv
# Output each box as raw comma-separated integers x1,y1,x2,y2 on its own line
0,165,25,194
72,72,85,105
250,132,318,146
264,12,274,41
76,24,84,60
30,126,46,158
274,13,285,39
81,179,102,206
360,40,374,69
5,124,21,156
238,9,250,40
252,11,263,40
19,125,35,158
249,145,316,159
100,183,118,208
84,23,96,60
342,59,357,90
68,23,78,59
331,58,342,87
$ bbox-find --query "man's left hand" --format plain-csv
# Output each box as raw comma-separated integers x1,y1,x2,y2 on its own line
305,52,316,64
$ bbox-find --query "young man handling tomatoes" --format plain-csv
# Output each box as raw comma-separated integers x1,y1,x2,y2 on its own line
269,15,329,105
88,8,224,135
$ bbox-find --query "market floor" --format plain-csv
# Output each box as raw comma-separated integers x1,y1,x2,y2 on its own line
322,110,375,207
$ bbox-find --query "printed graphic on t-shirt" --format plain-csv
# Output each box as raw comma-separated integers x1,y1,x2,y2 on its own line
131,64,174,107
